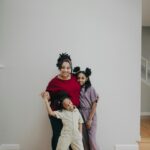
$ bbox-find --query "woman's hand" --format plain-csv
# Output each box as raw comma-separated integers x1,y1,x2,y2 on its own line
86,119,92,129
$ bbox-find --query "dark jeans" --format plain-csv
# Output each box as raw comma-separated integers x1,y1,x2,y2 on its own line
49,115,63,150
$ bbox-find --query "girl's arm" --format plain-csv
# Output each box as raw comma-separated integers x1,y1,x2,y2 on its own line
78,111,83,134
79,123,82,134
42,92,56,117
86,101,97,129
88,101,97,121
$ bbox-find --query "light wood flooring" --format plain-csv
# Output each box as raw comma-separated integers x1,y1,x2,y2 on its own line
139,116,150,150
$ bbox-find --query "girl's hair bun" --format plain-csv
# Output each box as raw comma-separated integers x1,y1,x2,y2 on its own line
73,66,80,74
85,67,91,77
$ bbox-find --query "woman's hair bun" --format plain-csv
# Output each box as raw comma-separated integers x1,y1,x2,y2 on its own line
85,67,91,77
56,53,72,69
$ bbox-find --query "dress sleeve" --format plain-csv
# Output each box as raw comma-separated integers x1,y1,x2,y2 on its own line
54,110,64,119
90,86,99,103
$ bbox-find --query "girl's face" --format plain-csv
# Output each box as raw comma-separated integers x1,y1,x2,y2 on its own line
77,73,87,86
60,62,71,79
62,98,73,111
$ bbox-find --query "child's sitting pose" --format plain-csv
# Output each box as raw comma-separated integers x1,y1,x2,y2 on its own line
42,91,84,150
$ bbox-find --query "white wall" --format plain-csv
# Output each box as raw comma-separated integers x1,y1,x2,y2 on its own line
0,0,141,150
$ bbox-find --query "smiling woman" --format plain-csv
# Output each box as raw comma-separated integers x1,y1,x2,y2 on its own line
41,53,81,150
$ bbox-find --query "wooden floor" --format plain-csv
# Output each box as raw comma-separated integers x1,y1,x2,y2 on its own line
139,116,150,150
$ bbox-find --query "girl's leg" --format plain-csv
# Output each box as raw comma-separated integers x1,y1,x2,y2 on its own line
71,134,84,150
88,119,97,150
82,123,90,150
49,115,63,150
79,110,90,150
56,135,71,150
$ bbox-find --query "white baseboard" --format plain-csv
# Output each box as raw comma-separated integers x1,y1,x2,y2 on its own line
141,112,150,116
137,135,141,142
115,144,138,150
0,144,20,150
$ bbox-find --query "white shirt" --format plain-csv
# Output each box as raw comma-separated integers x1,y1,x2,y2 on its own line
54,108,83,135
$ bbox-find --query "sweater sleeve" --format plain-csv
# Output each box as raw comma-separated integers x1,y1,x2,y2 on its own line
46,77,56,92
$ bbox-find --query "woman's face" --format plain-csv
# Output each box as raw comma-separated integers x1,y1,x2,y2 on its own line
77,73,87,86
60,61,71,79
62,98,73,110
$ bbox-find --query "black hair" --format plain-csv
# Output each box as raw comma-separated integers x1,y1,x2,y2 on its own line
55,91,71,110
73,66,92,92
56,53,72,71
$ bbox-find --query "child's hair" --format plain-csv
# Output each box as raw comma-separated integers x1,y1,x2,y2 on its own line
73,66,92,92
56,53,72,71
56,91,71,110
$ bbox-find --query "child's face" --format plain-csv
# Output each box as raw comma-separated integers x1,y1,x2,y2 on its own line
62,98,74,111
77,73,87,86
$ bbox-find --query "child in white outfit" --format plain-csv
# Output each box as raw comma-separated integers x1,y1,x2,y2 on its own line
42,91,84,150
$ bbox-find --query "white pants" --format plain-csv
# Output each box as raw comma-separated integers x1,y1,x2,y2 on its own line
56,133,84,150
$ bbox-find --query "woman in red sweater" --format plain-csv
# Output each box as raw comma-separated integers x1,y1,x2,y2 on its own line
42,53,80,150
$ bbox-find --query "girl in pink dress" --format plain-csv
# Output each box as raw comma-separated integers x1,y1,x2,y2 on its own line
73,67,99,150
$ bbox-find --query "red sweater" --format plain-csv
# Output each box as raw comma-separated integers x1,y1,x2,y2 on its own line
46,74,80,110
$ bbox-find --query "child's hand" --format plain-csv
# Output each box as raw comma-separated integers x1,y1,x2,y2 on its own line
41,91,45,98
86,119,92,129
44,92,50,100
41,92,50,101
